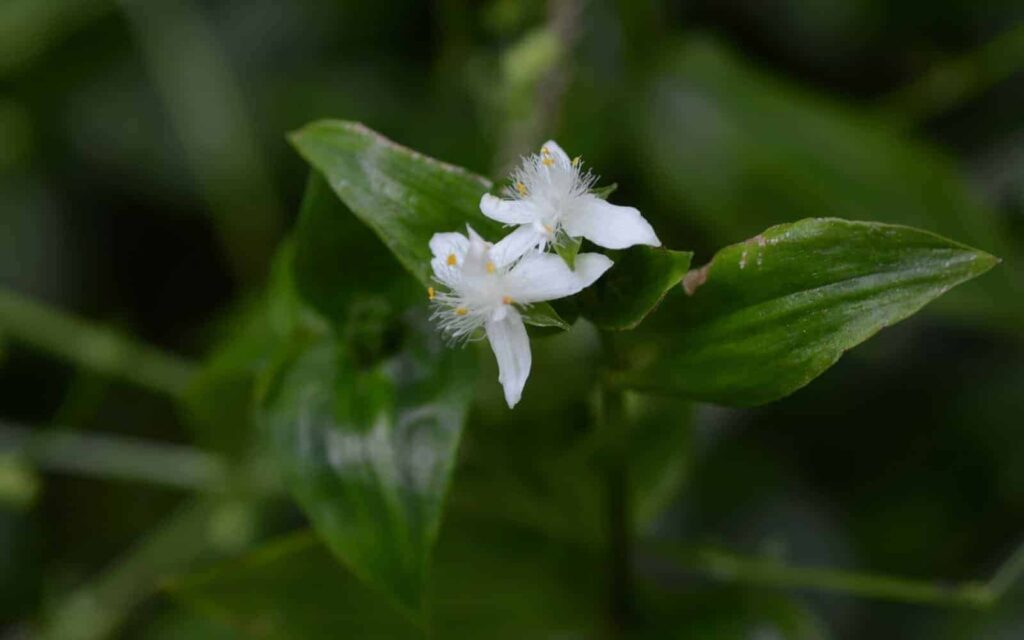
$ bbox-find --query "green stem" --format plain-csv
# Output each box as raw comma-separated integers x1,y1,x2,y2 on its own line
41,498,222,640
1,422,227,490
0,288,195,398
877,23,1024,128
118,0,284,283
653,543,1006,608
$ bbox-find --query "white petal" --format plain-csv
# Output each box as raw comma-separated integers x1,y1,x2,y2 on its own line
563,196,661,249
429,232,469,261
573,252,616,289
485,310,531,408
490,225,545,268
464,225,492,263
505,252,612,303
541,140,572,167
480,194,538,224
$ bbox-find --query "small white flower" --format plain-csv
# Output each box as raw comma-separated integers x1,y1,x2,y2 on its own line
428,226,612,408
479,140,660,262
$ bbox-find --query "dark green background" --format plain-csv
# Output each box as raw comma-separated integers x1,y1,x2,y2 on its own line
1,1,1022,638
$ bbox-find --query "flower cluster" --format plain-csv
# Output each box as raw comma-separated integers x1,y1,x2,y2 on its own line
428,141,660,408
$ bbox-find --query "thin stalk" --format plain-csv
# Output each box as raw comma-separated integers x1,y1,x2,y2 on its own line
41,498,220,640
0,422,228,491
877,23,1024,128
118,0,284,283
0,288,195,398
650,542,1024,608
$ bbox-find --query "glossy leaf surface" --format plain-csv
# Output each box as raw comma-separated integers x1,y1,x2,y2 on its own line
290,120,567,329
612,218,998,406
578,247,693,330
260,319,474,614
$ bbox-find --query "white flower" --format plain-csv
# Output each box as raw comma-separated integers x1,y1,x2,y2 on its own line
479,140,660,262
428,226,612,408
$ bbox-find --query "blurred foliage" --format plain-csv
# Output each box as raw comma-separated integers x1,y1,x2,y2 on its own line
1,0,1023,639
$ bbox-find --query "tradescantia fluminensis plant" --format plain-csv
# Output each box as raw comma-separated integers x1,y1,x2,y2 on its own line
261,119,998,621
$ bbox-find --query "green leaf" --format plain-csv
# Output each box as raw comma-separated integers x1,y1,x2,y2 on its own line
260,318,475,615
611,218,998,406
578,247,693,331
169,520,602,638
289,120,502,287
554,234,582,269
520,302,572,330
292,172,418,329
290,120,568,329
167,532,421,638
635,37,1019,326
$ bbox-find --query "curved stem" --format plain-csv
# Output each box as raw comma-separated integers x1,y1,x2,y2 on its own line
0,288,195,398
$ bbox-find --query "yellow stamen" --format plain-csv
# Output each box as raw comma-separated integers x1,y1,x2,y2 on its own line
446,253,457,266
515,181,527,196
572,156,581,167
455,307,468,316
542,157,554,167
543,224,554,234
486,261,495,274
427,287,435,300
502,296,513,305
541,145,550,155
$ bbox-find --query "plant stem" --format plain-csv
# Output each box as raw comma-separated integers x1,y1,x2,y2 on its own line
0,421,228,491
118,0,284,284
601,385,633,633
877,23,1024,128
41,498,221,640
650,542,1011,608
0,287,195,398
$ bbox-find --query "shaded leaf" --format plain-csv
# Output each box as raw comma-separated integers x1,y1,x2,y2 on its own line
612,218,998,406
578,247,693,331
260,317,475,615
292,172,418,329
290,120,567,329
169,519,602,639
167,532,420,639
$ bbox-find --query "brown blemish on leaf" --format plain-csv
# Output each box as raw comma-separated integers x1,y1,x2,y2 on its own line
682,263,711,296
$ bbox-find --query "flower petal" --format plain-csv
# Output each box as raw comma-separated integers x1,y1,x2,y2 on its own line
573,252,616,289
541,140,572,167
485,309,531,408
480,194,537,224
429,231,469,261
430,232,470,285
491,224,545,268
563,196,661,249
505,251,612,303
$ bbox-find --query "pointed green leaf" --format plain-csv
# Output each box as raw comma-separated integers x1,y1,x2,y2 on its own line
519,303,572,330
260,318,475,615
611,219,998,406
635,38,1018,326
578,247,693,330
289,120,501,287
289,120,568,330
